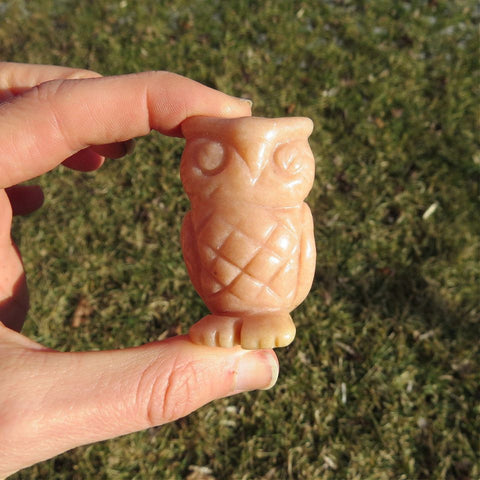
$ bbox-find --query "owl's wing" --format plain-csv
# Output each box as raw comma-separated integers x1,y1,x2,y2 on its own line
293,202,316,308
181,211,203,296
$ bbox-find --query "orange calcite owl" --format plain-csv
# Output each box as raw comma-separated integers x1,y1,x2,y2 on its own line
180,116,316,349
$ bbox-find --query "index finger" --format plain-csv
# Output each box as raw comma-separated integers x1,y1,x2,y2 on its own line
0,71,252,188
0,62,102,102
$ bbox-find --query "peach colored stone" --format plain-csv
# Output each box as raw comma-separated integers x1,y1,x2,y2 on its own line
180,116,315,349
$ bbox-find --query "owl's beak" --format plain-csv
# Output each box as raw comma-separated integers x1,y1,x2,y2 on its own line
244,141,270,182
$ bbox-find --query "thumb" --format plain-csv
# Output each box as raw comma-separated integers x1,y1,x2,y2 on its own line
0,325,278,476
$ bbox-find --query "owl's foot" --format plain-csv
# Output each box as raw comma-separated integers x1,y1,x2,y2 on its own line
237,311,296,349
189,311,296,350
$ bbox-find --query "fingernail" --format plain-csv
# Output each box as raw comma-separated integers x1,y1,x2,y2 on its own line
123,139,136,155
222,97,253,116
234,350,279,393
239,98,253,107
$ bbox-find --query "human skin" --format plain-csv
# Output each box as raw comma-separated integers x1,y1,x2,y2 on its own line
0,63,278,478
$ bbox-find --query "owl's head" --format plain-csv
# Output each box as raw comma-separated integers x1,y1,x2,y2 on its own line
180,116,315,206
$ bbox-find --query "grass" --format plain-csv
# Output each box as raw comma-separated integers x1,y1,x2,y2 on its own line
1,0,479,478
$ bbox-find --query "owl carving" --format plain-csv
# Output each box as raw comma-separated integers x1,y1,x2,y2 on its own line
180,116,316,349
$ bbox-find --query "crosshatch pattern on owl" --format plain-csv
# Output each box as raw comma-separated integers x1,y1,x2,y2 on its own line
180,116,316,349
194,202,302,311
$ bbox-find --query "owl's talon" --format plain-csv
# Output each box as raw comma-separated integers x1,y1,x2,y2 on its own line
189,311,295,350
240,311,295,350
189,314,242,348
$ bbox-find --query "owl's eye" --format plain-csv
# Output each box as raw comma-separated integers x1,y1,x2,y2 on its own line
196,141,226,175
274,141,312,175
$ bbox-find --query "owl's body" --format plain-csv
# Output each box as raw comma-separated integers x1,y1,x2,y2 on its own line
180,116,315,349
183,200,313,313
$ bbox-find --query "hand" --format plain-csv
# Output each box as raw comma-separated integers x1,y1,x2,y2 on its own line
0,63,278,478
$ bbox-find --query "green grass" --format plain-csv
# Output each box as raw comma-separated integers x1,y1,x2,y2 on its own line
2,0,479,478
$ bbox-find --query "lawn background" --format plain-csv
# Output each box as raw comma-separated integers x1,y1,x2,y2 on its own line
1,0,479,478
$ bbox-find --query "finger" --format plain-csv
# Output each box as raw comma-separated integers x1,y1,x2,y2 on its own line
91,139,136,160
0,329,278,476
5,185,44,216
0,191,29,332
0,63,134,170
62,148,105,171
0,71,252,188
61,141,137,171
0,62,101,102
0,63,113,174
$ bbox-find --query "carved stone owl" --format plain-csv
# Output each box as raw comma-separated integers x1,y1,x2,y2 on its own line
180,116,315,349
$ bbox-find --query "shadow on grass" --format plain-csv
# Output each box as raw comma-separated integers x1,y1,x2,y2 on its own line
329,264,478,478
353,263,473,337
